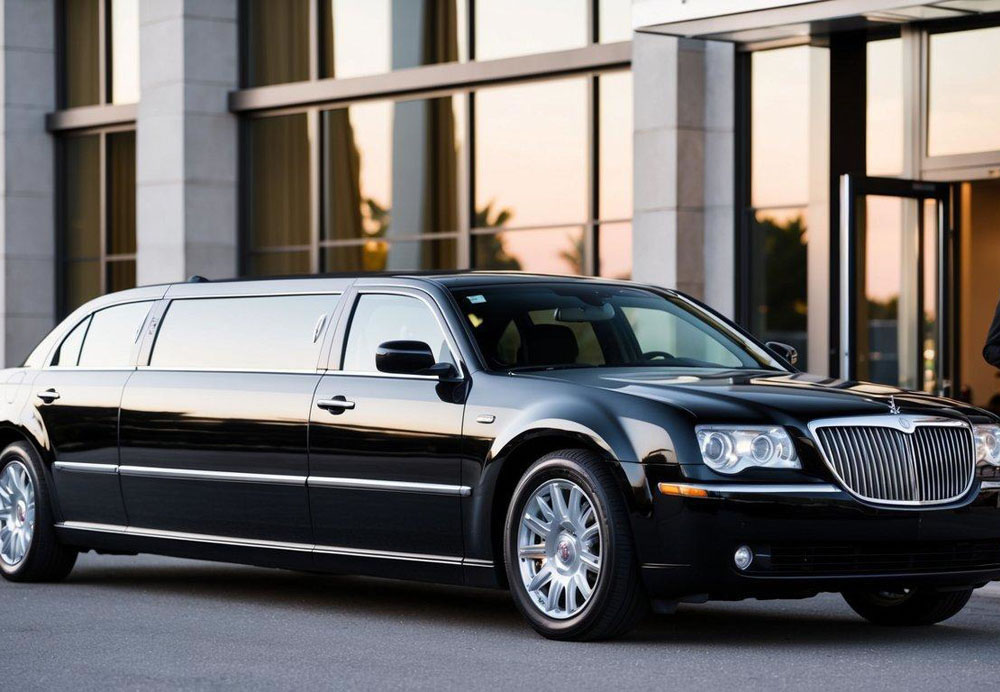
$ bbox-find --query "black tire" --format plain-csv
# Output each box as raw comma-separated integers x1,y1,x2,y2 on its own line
0,441,77,583
843,587,973,626
503,449,647,640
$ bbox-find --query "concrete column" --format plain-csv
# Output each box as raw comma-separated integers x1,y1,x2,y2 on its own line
136,0,238,285
632,33,735,318
0,0,56,366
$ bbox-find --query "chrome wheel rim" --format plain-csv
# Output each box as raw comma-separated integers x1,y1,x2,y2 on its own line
0,461,35,567
517,478,603,620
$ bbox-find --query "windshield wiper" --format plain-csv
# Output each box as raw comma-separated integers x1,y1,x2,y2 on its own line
507,363,595,373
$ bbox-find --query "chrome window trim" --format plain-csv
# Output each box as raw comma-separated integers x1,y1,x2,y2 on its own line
137,366,323,375
53,461,119,475
807,414,976,507
55,521,476,566
118,465,307,486
308,476,471,497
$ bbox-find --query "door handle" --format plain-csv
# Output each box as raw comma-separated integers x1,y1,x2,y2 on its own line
317,396,355,414
36,389,61,404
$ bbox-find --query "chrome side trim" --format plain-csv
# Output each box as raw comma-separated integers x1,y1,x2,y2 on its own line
981,481,1000,491
308,476,471,497
118,465,307,486
463,558,495,568
55,521,474,566
53,461,119,475
662,482,841,496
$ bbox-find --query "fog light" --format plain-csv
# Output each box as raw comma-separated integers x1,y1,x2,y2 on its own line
734,545,753,571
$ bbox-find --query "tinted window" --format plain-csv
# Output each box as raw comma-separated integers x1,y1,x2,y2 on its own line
452,284,782,372
52,317,91,367
343,294,455,373
151,295,337,371
77,301,152,368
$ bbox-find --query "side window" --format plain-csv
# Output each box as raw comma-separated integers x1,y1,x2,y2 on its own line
150,295,337,371
623,307,743,367
51,316,91,367
343,294,455,373
77,302,153,368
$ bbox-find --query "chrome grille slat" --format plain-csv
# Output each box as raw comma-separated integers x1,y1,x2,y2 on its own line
813,417,975,506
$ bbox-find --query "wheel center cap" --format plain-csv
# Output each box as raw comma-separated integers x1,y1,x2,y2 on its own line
14,501,26,527
556,538,576,566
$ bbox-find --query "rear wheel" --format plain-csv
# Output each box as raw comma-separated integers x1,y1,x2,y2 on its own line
0,442,77,582
842,587,973,626
503,449,647,640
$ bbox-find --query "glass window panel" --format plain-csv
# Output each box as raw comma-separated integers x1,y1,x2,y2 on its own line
342,294,455,372
247,114,311,252
599,71,632,220
473,227,585,275
107,131,136,256
151,295,336,370
751,46,811,207
321,0,467,80
600,0,632,43
928,26,1000,157
53,316,91,367
248,251,312,277
62,0,100,107
598,222,632,280
748,208,809,371
322,95,464,244
623,307,743,368
110,0,140,104
528,308,605,365
106,259,135,294
322,237,457,272
475,79,587,228
64,260,101,313
475,0,587,60
78,301,152,368
244,0,310,86
63,134,101,260
867,38,903,176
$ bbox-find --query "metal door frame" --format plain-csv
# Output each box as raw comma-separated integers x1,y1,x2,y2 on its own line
839,174,955,394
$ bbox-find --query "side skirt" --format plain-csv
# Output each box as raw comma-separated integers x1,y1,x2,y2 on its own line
55,522,498,587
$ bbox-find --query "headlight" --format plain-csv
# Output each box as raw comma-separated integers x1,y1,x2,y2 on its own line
974,424,1000,467
695,425,801,474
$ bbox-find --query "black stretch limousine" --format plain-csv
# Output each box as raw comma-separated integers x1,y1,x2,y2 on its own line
1,273,999,640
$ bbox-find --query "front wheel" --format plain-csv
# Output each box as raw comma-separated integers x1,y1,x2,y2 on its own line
842,587,973,626
503,449,647,640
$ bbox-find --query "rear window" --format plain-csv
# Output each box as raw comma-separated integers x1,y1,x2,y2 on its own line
150,295,337,371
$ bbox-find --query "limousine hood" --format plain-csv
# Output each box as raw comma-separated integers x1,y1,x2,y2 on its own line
519,368,993,426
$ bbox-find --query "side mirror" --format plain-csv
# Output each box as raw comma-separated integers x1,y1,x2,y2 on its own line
376,340,456,378
766,341,799,367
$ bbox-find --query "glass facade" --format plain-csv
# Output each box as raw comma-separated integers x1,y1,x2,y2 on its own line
60,0,140,107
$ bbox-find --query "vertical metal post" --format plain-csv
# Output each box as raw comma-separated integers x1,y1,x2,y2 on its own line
839,173,853,381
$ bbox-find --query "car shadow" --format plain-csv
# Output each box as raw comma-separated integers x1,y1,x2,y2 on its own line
61,556,997,647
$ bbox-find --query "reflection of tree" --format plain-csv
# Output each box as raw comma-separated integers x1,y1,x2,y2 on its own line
363,198,390,238
475,201,521,270
560,233,584,274
754,214,807,332
867,296,898,320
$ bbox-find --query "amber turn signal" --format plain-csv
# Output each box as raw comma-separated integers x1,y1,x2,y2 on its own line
657,483,709,498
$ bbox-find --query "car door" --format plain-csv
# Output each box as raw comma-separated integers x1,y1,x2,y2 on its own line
308,287,467,567
34,300,154,527
117,291,341,544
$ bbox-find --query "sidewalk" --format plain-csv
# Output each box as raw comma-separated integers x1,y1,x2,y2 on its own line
979,582,1000,599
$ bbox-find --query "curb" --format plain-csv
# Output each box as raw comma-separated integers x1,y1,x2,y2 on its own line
978,582,1000,599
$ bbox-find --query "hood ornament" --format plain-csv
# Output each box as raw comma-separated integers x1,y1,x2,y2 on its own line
887,395,901,415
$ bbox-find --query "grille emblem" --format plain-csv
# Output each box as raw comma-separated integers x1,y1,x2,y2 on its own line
887,396,901,415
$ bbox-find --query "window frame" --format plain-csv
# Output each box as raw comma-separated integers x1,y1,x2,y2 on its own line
331,287,465,380
140,292,343,375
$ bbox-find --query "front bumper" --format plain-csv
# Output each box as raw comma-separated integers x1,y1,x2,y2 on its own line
630,471,1000,601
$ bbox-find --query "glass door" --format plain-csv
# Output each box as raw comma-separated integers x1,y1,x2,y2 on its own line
839,175,954,395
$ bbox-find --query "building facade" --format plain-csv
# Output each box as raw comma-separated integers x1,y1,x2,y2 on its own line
2,0,1000,408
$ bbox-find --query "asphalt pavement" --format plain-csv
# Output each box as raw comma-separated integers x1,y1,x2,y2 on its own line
3,551,1000,691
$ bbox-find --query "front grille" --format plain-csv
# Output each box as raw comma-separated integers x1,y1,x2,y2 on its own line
750,540,1000,576
813,421,975,505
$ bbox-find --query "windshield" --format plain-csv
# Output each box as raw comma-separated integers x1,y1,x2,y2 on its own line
450,284,785,372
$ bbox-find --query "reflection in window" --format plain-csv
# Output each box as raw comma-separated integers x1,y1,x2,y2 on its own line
62,0,100,107
110,0,140,104
867,38,903,176
77,301,151,369
748,209,809,370
928,26,1000,157
473,227,585,275
599,71,632,221
600,0,633,43
599,223,632,280
475,78,587,229
343,294,454,372
244,0,310,86
246,114,311,274
475,0,586,61
322,238,457,272
321,0,467,80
